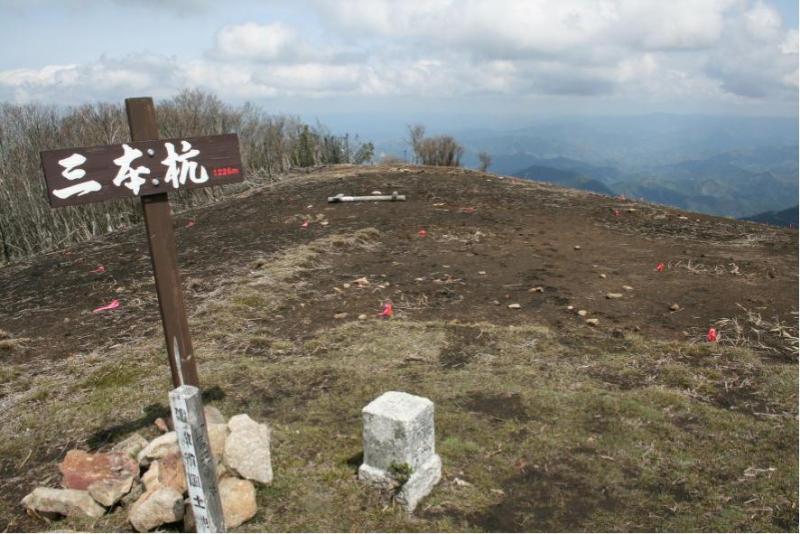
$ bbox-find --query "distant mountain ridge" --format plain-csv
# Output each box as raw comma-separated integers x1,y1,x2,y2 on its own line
499,145,797,219
741,205,798,227
511,165,614,195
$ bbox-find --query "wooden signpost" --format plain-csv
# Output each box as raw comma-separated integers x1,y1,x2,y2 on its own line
41,97,242,532
40,97,243,388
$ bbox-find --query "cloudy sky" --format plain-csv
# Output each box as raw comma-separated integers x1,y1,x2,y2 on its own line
0,0,797,122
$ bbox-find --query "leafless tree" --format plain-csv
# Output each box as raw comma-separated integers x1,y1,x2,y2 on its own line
478,151,492,172
0,90,374,263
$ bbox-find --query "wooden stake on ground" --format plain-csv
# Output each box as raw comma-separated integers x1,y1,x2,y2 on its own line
169,385,225,533
328,192,406,203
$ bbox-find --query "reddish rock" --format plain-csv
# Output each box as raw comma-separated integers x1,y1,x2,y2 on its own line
58,449,138,491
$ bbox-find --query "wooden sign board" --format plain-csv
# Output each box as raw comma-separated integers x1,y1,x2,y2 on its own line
41,133,243,208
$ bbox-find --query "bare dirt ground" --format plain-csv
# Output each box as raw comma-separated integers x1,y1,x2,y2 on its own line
0,165,797,532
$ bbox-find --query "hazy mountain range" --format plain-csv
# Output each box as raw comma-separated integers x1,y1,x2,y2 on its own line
358,114,797,224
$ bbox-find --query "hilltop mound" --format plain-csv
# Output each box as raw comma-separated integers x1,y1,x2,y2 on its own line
0,165,797,532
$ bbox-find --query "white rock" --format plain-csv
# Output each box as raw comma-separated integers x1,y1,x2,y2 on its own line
21,487,105,519
208,423,229,463
224,414,273,484
128,487,184,532
219,478,257,529
111,433,149,460
358,391,441,512
507,303,521,309
137,432,179,466
204,406,226,425
88,475,134,507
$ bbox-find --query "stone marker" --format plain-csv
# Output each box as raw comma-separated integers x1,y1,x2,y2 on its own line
358,391,442,512
22,487,105,519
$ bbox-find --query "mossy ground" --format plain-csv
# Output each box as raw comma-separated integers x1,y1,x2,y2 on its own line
1,226,796,532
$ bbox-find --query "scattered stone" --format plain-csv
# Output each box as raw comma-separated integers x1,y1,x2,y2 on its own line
670,303,680,311
359,391,442,512
507,303,521,309
599,273,607,279
586,318,600,326
88,475,135,507
225,414,273,484
154,417,170,433
577,310,588,317
342,283,351,289
478,271,486,275
204,406,226,425
120,480,144,507
128,487,184,533
217,462,231,480
111,433,149,460
371,190,382,195
574,245,581,250
142,453,187,494
566,305,574,311
183,503,196,533
334,312,348,319
453,477,472,487
352,277,370,287
492,300,500,306
606,293,623,299
58,450,138,492
22,487,105,519
208,423,229,463
219,478,257,529
137,432,179,466
528,286,544,293
622,285,634,291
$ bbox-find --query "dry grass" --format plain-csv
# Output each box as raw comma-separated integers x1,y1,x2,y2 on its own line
711,306,799,361
0,228,796,532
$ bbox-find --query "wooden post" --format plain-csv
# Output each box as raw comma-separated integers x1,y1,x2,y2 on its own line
169,385,225,533
125,97,200,387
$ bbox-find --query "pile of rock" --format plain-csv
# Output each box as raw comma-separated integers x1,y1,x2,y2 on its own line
21,408,272,532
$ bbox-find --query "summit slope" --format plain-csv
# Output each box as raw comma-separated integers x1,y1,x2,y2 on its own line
0,165,796,532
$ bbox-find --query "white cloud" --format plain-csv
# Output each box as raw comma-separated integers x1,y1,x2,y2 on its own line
211,22,310,62
0,0,795,110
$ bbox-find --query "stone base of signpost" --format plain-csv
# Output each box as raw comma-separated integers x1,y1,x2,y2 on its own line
358,391,441,512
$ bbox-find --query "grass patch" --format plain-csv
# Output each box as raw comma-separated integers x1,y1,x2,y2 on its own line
0,228,795,532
